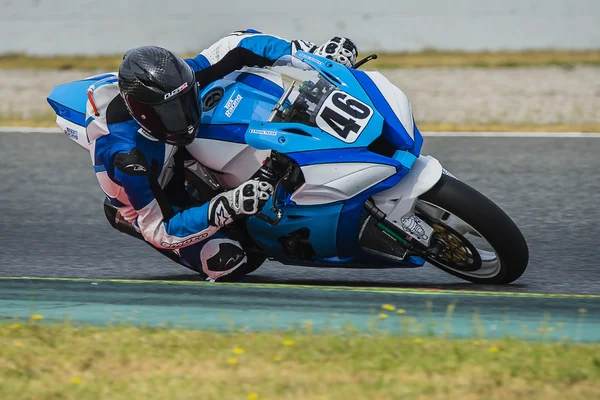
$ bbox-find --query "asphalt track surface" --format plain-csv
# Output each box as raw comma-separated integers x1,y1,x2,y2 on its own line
1,131,600,294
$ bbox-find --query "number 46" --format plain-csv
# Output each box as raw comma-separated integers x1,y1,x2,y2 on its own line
317,91,372,142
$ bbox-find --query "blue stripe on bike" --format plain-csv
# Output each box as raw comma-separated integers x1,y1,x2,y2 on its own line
234,72,284,99
286,148,400,168
336,172,406,259
47,99,86,126
412,123,424,156
350,69,418,155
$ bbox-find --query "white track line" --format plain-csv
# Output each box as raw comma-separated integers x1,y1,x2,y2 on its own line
423,131,600,138
0,127,61,133
0,126,599,138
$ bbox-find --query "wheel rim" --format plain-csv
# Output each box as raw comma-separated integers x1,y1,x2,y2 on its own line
416,201,503,279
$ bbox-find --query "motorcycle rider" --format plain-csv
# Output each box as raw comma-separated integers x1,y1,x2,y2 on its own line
87,30,358,281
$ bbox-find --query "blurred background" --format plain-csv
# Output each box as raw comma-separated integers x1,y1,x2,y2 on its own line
0,0,599,130
2,0,599,53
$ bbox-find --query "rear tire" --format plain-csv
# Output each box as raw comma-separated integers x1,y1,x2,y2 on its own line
418,175,528,284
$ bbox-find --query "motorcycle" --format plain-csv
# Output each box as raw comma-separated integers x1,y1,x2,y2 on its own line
47,51,528,284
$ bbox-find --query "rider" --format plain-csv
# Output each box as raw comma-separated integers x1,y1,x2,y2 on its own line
87,30,358,281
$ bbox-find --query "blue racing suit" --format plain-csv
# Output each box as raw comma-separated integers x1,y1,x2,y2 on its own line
86,30,319,277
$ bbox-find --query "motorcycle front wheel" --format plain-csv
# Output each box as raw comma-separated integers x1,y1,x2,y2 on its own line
416,175,529,284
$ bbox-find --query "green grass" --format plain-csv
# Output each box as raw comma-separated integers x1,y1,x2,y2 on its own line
2,49,600,70
1,320,600,399
0,111,57,127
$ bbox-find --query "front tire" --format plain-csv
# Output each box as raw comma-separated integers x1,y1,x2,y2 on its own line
417,175,529,284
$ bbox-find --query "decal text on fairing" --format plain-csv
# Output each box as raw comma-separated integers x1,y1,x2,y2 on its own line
224,92,243,117
249,128,277,136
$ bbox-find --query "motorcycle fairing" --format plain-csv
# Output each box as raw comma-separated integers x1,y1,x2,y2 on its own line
47,73,118,151
193,52,438,266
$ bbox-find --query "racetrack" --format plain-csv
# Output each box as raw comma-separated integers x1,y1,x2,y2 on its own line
1,131,599,294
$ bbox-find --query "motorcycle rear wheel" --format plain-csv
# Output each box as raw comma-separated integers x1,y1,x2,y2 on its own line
417,175,529,284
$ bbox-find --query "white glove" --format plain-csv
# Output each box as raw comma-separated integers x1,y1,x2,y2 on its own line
314,37,358,67
208,180,274,227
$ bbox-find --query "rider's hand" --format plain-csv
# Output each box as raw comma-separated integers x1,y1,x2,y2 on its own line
314,37,358,67
208,180,274,227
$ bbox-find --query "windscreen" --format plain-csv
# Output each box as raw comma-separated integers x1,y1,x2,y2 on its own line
268,55,336,125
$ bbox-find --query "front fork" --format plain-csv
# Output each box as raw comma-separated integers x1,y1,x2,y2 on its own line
365,155,449,257
364,199,432,254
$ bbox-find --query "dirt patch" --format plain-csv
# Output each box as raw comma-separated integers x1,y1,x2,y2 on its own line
1,66,599,125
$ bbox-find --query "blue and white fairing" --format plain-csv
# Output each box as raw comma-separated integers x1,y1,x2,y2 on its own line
47,73,118,150
189,52,442,267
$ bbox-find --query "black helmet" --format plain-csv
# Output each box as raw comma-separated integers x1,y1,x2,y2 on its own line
118,46,200,146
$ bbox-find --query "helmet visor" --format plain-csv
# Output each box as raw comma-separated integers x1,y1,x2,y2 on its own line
127,84,200,145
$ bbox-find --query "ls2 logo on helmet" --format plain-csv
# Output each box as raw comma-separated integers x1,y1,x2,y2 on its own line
164,82,188,100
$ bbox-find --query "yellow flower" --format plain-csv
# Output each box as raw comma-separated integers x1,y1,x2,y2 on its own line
273,355,282,362
413,338,424,344
283,339,294,346
30,314,44,321
233,347,245,354
472,340,481,345
227,358,239,365
397,309,406,315
72,377,82,384
10,323,20,329
248,393,259,400
15,341,24,347
579,308,587,313
381,304,396,311
489,346,500,353
378,313,388,319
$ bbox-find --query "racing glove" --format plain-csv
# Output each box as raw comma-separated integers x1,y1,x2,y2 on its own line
314,37,358,67
208,180,274,227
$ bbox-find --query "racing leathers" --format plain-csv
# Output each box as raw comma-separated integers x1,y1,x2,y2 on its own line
87,30,357,280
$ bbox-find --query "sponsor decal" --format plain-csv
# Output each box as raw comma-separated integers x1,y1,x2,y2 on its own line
161,232,209,249
400,215,429,241
164,82,189,100
249,128,277,136
224,92,243,117
296,52,323,65
125,164,147,173
64,126,78,140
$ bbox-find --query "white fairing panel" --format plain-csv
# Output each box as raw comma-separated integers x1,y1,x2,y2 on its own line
290,163,396,206
55,116,90,151
186,138,270,188
372,155,443,223
364,71,414,140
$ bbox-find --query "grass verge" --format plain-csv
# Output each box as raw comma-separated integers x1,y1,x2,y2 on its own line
1,321,600,399
2,50,600,70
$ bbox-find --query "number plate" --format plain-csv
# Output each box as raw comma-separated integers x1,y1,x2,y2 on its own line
315,90,373,143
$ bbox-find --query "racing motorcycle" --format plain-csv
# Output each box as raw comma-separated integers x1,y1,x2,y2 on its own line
47,51,529,284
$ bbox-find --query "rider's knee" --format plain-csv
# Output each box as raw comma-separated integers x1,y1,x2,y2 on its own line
200,238,247,280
